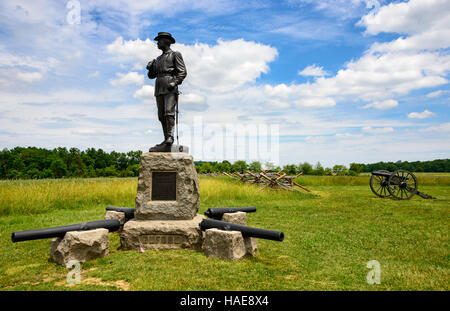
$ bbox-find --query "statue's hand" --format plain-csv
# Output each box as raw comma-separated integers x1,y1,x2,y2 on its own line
168,81,176,89
146,60,154,70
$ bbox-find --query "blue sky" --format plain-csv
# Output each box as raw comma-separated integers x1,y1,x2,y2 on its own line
0,0,449,167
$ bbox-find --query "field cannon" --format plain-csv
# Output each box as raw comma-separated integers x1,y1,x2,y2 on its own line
370,170,436,200
199,219,284,242
11,219,121,243
204,207,256,219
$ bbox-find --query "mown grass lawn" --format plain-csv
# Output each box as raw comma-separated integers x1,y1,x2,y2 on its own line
0,175,448,291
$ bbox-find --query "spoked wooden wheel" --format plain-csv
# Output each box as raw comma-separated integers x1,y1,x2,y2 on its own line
370,173,391,198
387,170,418,200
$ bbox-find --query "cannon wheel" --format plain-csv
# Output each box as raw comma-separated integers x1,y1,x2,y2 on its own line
370,172,391,198
387,170,418,200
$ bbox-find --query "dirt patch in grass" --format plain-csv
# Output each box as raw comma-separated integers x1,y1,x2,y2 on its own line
55,277,130,290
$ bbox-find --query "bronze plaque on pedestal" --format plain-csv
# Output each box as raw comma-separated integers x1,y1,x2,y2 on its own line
152,172,177,201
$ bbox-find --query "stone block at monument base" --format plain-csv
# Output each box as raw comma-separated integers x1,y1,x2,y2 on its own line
120,214,205,251
203,228,246,261
222,211,247,225
105,211,126,224
221,211,258,257
135,152,199,221
49,229,109,266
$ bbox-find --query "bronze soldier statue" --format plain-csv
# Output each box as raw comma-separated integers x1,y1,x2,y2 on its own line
147,32,187,152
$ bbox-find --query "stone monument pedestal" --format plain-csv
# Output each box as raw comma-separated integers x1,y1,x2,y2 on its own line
120,215,204,250
120,151,202,251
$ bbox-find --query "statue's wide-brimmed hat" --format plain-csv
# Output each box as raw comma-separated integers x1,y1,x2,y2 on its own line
154,32,176,44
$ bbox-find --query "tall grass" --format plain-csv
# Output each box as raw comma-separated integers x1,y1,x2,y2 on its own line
294,174,450,186
0,174,447,217
199,177,314,209
0,178,137,216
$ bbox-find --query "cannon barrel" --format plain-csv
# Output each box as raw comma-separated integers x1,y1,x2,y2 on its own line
204,207,256,219
11,219,121,243
199,219,284,242
106,206,135,220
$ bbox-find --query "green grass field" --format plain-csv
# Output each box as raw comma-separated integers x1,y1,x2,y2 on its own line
0,175,448,290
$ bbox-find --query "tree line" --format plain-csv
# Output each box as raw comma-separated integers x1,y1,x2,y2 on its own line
196,159,450,175
0,147,449,179
0,147,142,179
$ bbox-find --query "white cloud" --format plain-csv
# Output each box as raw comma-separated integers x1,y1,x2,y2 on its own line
335,132,363,139
359,0,450,36
264,84,293,99
419,122,450,132
360,0,450,52
362,99,398,110
182,93,206,105
0,51,59,72
408,110,436,119
16,71,44,82
362,126,394,134
266,99,290,109
294,97,336,108
107,37,278,93
133,85,155,100
298,64,330,77
110,71,144,86
426,90,448,98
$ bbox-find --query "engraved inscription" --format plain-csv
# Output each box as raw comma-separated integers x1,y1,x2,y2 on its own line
141,234,186,245
152,172,176,201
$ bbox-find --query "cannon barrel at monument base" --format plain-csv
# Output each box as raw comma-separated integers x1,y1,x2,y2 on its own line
11,219,121,243
106,206,135,220
204,207,256,219
199,219,284,242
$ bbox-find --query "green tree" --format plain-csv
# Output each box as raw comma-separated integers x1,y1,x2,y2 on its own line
299,162,313,175
103,165,118,177
199,163,213,174
349,163,363,174
231,160,248,173
248,161,262,172
221,160,232,172
332,164,347,176
313,162,325,175
50,159,67,178
283,164,298,175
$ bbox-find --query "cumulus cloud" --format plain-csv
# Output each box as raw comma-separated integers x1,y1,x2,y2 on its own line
295,97,336,108
360,0,450,52
298,64,330,77
362,99,398,110
110,71,144,86
133,85,155,100
107,37,278,93
408,110,436,119
262,0,450,110
359,0,449,36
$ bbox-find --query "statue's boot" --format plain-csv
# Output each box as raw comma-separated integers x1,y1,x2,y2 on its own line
156,119,168,146
163,116,175,145
149,119,169,152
